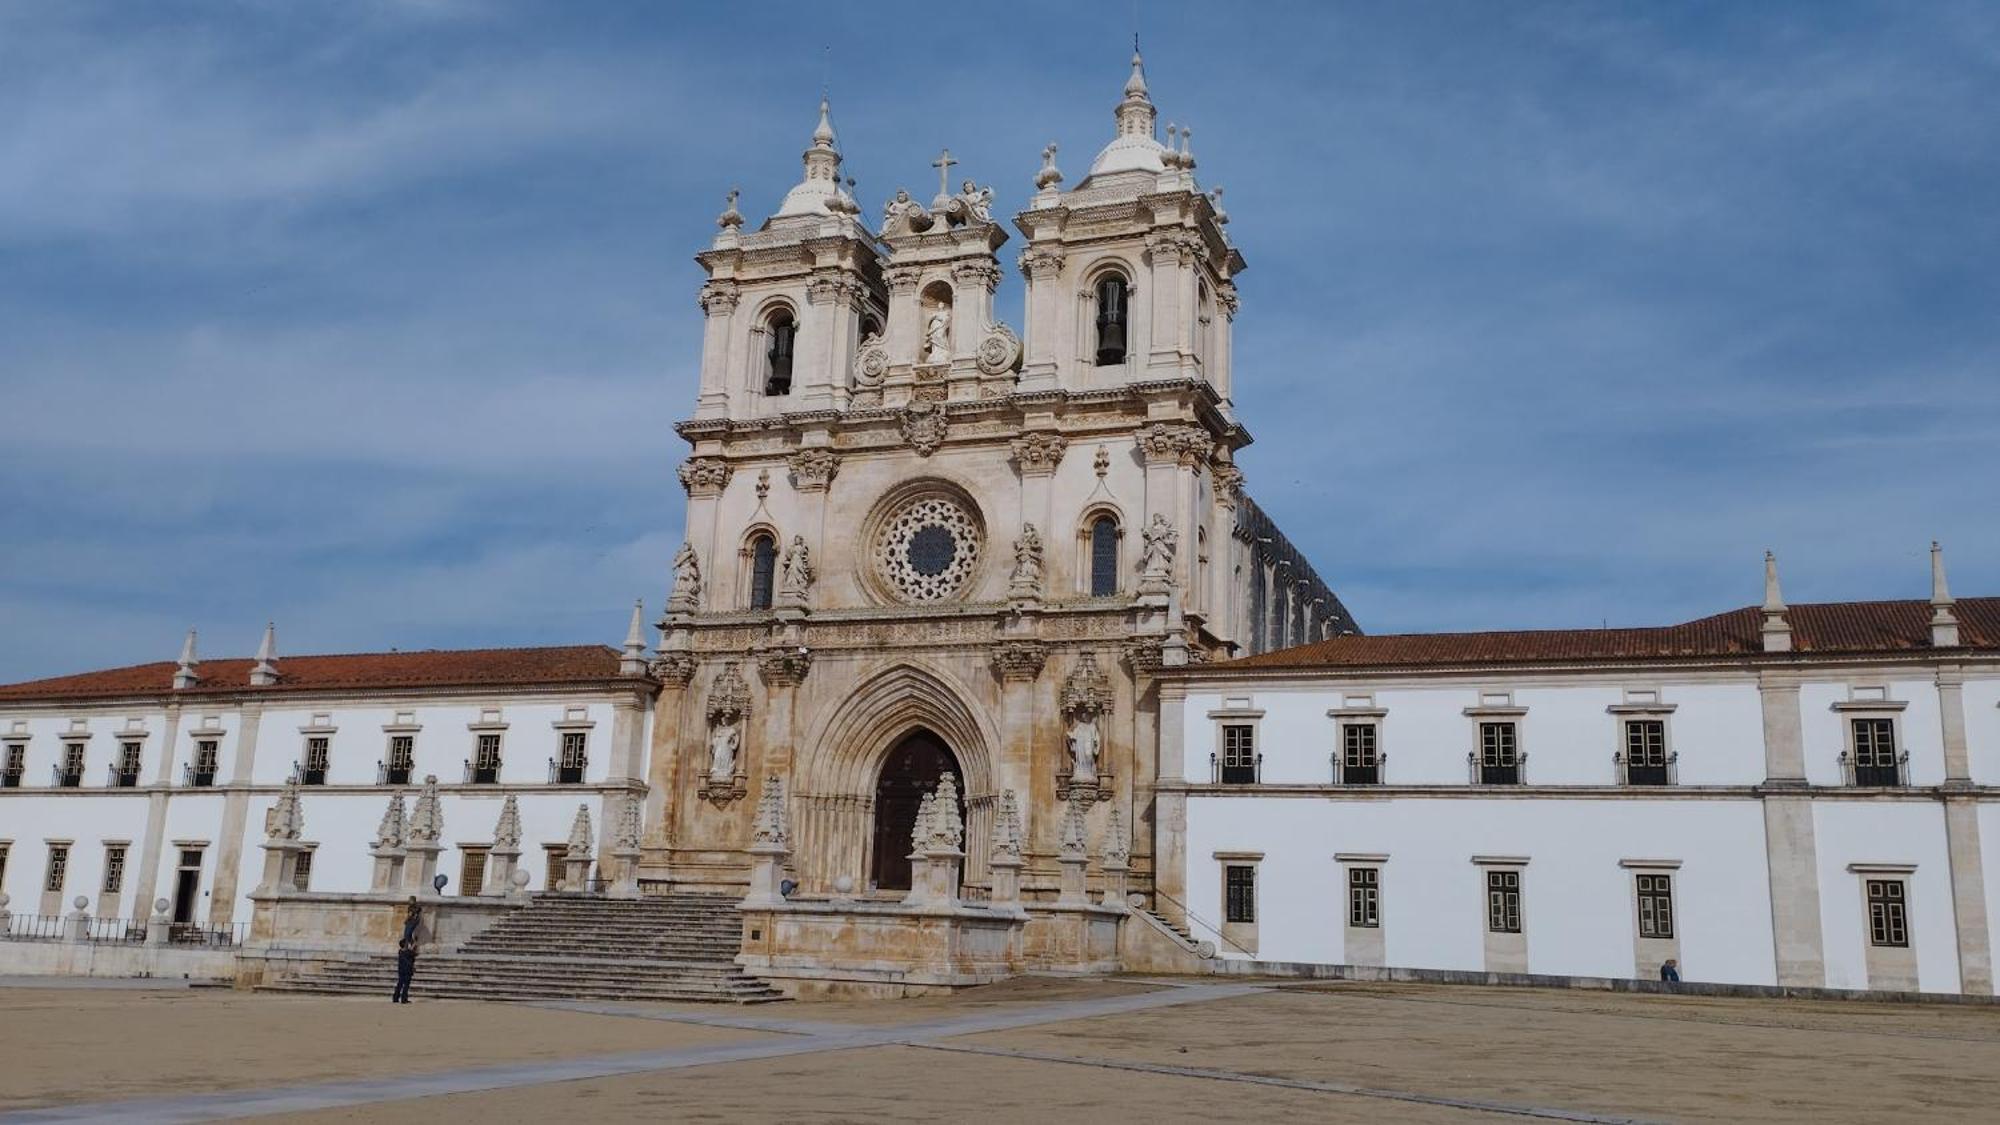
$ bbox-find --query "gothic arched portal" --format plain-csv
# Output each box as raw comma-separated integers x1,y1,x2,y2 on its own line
869,731,963,892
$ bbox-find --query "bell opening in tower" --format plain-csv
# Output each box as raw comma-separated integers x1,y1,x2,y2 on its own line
1094,276,1128,365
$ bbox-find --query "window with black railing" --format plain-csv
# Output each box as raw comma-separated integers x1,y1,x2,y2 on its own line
56,743,84,788
1218,723,1258,785
1341,723,1381,785
186,740,219,787
1474,722,1521,785
552,731,588,784
467,733,502,784
2,744,23,788
299,737,330,785
1848,718,1904,787
113,741,142,787
380,735,414,786
1619,720,1672,786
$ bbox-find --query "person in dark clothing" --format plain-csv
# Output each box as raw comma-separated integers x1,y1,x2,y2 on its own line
1659,958,1681,983
392,899,423,1003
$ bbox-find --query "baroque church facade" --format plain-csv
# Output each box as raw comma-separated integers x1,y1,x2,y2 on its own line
640,51,1346,901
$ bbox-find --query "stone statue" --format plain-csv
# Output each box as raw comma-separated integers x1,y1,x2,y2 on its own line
1009,523,1045,599
953,179,993,223
1067,714,1101,784
1139,513,1178,583
708,720,740,784
668,541,702,611
779,535,814,601
923,308,951,362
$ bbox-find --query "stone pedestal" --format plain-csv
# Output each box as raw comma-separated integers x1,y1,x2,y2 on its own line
903,848,964,909
65,902,89,942
403,842,443,896
146,900,171,946
990,855,1024,907
256,839,310,897
1101,858,1130,911
1057,854,1089,906
369,847,405,893
743,841,790,908
485,847,521,896
562,854,593,893
608,846,642,900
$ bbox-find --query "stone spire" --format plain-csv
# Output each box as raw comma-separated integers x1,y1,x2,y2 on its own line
374,791,407,849
619,599,649,676
990,789,1023,862
1931,541,1960,647
1100,805,1129,868
1760,550,1792,653
1058,795,1088,860
565,804,594,859
492,794,522,850
773,96,845,219
173,629,200,690
250,621,280,686
407,776,443,844
1114,47,1156,136
265,779,303,841
750,775,789,850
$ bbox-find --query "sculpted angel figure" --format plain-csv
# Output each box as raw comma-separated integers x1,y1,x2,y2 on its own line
956,178,994,222
923,307,952,361
1138,513,1178,578
708,720,740,784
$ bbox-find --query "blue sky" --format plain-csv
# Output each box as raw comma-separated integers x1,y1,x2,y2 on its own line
2,1,1996,681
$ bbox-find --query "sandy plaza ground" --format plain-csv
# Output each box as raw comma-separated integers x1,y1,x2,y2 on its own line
3,975,1999,1123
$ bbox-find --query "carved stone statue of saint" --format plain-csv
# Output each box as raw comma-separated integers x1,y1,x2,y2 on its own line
708,719,740,784
779,535,814,602
1138,513,1178,584
668,541,702,610
1067,713,1100,783
923,308,951,362
1009,523,1045,600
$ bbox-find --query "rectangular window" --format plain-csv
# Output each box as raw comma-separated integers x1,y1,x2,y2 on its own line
1636,873,1674,938
103,845,127,894
1224,864,1256,923
461,848,489,896
116,741,142,787
1852,719,1901,786
0,841,9,886
472,734,503,784
301,737,330,785
1348,867,1380,928
1342,723,1380,785
59,742,85,787
190,740,219,787
1220,724,1257,785
2,744,22,787
45,844,70,894
1623,720,1669,785
558,731,588,784
1866,879,1908,947
1479,722,1520,785
544,846,565,892
1486,869,1521,933
292,849,313,892
385,735,414,785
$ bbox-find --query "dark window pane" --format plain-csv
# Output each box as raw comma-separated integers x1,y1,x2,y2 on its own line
750,536,777,610
1090,518,1119,597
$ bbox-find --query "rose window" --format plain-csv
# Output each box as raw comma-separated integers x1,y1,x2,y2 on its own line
876,495,982,602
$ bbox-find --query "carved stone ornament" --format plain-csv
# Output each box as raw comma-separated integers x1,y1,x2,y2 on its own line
899,400,948,457
990,789,1024,862
706,661,752,724
1009,432,1067,475
264,780,304,842
407,775,443,845
882,189,934,236
492,794,523,851
1019,246,1064,281
875,492,983,603
612,794,643,852
1058,795,1088,860
666,541,702,613
991,640,1048,682
647,651,696,686
1100,806,1130,868
922,307,952,363
975,322,1023,376
1124,637,1166,676
778,536,815,604
854,333,890,389
788,448,841,490
1138,512,1179,591
1008,523,1046,601
698,280,740,316
1211,462,1245,509
1140,423,1213,468
374,792,408,850
755,643,813,687
923,774,965,853
1060,652,1113,721
750,775,790,850
677,458,732,496
702,661,751,801
564,804,593,859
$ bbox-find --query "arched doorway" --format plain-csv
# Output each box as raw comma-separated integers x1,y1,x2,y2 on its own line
870,730,962,892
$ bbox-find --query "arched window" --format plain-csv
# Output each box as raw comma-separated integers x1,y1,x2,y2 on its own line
1094,276,1128,366
1195,526,1209,612
1089,516,1120,597
764,310,796,396
748,534,777,610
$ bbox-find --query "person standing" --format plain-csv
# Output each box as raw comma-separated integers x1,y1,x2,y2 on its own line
392,899,423,1004
1659,958,1681,983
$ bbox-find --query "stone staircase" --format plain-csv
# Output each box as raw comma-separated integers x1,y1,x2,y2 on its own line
262,893,785,1003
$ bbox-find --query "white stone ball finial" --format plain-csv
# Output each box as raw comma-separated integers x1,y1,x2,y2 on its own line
510,868,531,889
154,897,171,917
73,895,89,911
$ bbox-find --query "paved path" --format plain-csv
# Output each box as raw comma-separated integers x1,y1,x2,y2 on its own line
0,982,1654,1124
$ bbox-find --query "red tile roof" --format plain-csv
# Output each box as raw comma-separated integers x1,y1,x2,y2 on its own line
0,645,632,703
1215,597,2000,672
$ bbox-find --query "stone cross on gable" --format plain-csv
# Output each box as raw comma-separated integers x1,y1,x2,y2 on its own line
932,148,957,201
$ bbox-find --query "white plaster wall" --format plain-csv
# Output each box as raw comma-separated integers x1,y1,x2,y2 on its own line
0,794,153,917
1963,674,2000,785
253,700,621,788
1,708,171,788
157,793,229,917
1892,679,1946,786
1811,801,1960,992
1797,680,1942,785
1184,795,1776,985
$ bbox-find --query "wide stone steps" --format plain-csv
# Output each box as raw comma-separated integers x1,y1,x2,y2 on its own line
262,892,783,1004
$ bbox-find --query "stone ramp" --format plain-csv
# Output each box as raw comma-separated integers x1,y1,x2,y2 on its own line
261,893,785,1004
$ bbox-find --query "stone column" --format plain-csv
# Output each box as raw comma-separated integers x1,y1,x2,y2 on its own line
743,777,792,907
1155,680,1189,926
676,459,732,612
1019,245,1064,390
1144,231,1184,372
990,791,1025,909
883,266,923,382
754,645,810,779
694,280,740,419
643,649,696,851
131,700,183,925
207,701,264,927
1936,666,1993,993
1757,670,1825,987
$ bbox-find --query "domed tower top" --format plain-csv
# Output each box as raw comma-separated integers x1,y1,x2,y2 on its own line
1086,48,1170,180
772,97,846,221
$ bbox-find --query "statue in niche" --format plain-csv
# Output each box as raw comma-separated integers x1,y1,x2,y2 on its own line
668,542,702,610
1139,513,1178,582
922,307,951,362
1010,523,1045,598
708,719,740,785
1067,714,1101,785
779,535,814,601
